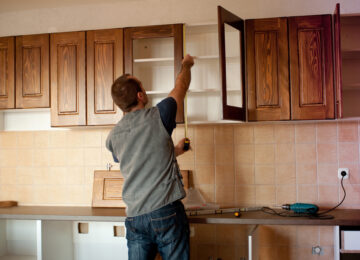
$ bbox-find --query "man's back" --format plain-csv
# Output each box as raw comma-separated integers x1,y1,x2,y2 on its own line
106,105,185,217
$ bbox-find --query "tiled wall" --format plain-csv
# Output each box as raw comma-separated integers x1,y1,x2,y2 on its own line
0,120,359,259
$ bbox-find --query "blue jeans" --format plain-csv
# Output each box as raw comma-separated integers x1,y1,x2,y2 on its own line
125,200,190,260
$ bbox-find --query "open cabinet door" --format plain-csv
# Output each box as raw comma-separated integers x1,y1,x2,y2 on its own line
334,3,343,118
218,6,246,121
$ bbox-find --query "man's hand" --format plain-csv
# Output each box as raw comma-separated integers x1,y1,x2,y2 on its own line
175,138,191,157
182,54,194,69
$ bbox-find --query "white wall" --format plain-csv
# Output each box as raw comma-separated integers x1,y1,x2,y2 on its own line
0,0,359,37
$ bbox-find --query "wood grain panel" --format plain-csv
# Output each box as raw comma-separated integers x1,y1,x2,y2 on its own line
87,29,123,126
0,37,15,109
298,29,323,105
22,47,41,95
16,34,49,108
0,49,8,96
124,24,184,123
58,45,77,113
289,15,334,120
334,3,343,118
50,31,86,126
255,31,279,106
246,18,289,121
92,170,126,208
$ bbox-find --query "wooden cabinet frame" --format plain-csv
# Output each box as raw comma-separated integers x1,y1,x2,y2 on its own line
87,29,123,125
16,34,50,109
124,24,184,123
0,37,15,109
50,32,86,126
218,6,246,121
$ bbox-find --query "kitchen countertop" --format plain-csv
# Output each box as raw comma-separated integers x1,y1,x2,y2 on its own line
1,206,360,226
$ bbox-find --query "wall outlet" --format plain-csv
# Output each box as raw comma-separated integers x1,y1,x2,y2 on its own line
338,168,349,179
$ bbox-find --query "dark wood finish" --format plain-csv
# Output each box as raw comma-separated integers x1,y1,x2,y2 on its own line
0,201,17,207
124,24,184,123
87,29,123,125
334,3,343,118
0,37,15,109
16,34,50,108
1,206,360,226
218,6,246,121
50,32,86,126
289,15,335,120
246,18,290,121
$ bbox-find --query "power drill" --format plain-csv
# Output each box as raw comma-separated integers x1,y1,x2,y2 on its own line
282,203,319,214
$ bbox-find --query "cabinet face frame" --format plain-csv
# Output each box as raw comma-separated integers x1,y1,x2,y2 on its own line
218,5,246,121
50,31,86,126
0,37,15,109
289,15,335,120
334,3,343,119
87,29,124,126
124,24,184,123
246,17,290,121
16,34,50,109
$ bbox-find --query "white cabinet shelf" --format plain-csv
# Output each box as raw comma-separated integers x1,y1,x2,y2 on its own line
134,57,174,63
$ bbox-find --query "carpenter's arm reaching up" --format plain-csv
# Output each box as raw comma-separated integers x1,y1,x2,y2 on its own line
168,54,194,108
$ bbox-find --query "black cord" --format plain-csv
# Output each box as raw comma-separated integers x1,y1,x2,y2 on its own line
261,176,346,219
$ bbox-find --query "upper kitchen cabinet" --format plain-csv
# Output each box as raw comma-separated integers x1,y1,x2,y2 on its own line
87,29,123,125
50,31,86,126
246,18,290,121
124,24,184,123
183,6,245,123
247,15,334,121
289,15,334,120
16,34,50,109
334,3,360,118
0,37,15,109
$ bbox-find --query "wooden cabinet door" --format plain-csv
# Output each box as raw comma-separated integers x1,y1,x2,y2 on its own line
124,24,184,123
0,37,15,109
87,29,123,125
218,6,246,121
50,32,86,126
16,34,49,108
246,18,290,121
289,15,335,120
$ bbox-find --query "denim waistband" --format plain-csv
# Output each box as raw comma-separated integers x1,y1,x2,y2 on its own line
155,200,183,212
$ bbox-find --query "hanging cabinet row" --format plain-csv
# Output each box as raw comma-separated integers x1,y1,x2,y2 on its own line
0,5,356,125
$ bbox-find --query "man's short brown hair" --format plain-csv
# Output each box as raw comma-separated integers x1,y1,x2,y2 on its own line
111,74,142,112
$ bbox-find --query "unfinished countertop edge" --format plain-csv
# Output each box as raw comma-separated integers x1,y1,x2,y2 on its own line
0,206,360,225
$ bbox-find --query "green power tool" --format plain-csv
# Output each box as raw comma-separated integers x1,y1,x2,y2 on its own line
282,203,319,214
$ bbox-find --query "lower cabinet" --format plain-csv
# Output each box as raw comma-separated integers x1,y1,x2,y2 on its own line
0,220,127,260
0,219,41,260
335,226,360,260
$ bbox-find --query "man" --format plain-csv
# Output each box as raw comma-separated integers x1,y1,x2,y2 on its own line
106,54,194,260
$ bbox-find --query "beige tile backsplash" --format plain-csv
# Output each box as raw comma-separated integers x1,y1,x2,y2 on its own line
1,121,360,259
0,121,359,208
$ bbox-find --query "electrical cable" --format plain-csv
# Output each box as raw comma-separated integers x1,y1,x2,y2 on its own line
261,176,346,220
